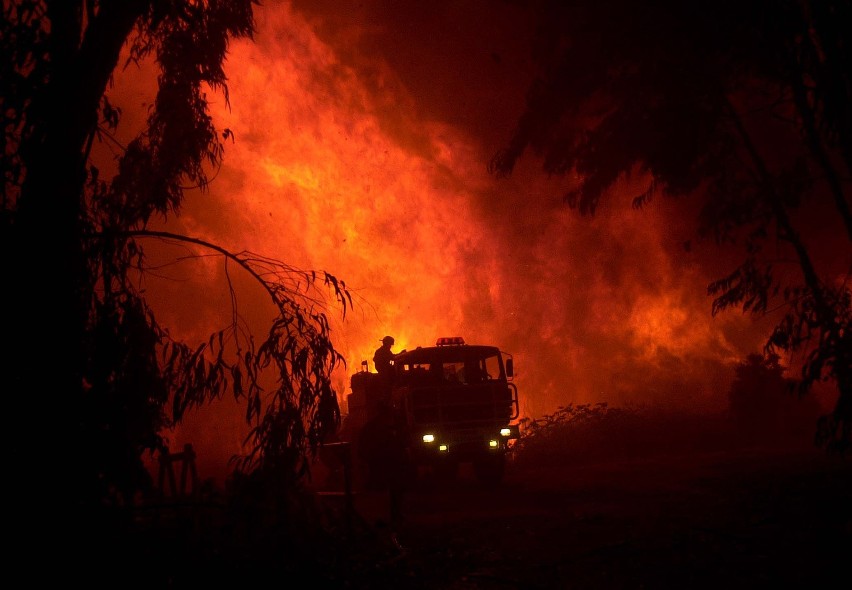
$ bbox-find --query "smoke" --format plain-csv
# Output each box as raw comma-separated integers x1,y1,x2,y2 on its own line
111,1,787,480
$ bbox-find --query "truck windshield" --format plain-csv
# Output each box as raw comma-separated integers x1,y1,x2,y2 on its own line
397,349,504,385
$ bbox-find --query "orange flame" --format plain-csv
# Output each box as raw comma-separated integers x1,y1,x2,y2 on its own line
110,3,779,482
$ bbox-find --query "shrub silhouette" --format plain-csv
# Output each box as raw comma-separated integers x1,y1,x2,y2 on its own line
727,353,823,444
513,403,728,467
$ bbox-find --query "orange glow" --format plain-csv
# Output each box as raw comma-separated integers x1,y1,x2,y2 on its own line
107,3,782,482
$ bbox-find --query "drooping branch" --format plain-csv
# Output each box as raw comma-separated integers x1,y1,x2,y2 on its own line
94,228,353,472
724,98,826,302
724,99,851,452
787,54,852,240
117,229,353,315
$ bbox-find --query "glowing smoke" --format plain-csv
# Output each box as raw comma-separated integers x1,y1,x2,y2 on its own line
110,2,780,479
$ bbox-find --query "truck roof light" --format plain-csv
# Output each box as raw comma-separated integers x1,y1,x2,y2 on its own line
436,336,465,346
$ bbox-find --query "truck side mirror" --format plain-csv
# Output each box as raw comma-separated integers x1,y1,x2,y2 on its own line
505,359,513,378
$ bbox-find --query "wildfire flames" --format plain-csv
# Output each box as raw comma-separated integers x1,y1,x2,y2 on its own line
103,3,835,480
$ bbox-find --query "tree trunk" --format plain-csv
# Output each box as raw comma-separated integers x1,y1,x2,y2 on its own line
9,0,147,560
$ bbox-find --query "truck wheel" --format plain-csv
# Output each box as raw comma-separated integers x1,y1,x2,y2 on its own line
473,454,505,485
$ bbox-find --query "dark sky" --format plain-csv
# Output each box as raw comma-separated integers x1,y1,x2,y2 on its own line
289,0,539,147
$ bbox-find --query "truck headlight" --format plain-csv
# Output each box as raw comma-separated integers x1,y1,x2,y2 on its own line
422,433,435,443
500,425,520,438
489,439,499,448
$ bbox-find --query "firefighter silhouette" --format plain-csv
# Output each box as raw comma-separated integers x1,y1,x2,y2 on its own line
373,336,397,381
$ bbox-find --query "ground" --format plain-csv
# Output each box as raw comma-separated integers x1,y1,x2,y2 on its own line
335,445,851,589
81,427,851,588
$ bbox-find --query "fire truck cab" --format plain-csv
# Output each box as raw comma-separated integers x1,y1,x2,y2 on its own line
345,337,520,485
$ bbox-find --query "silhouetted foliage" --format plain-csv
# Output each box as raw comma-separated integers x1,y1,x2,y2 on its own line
1,0,352,566
491,0,851,452
513,403,731,466
728,352,826,446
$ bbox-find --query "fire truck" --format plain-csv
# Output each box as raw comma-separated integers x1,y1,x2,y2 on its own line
343,337,520,485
